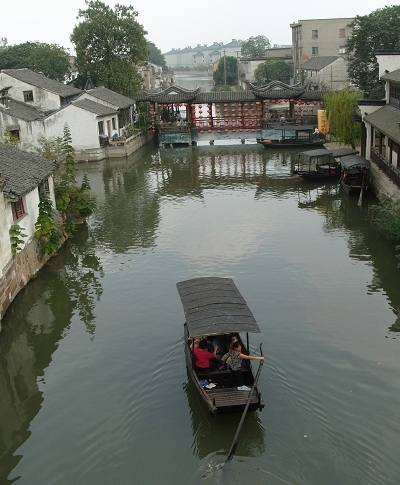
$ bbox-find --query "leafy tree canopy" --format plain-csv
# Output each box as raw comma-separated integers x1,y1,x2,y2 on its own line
323,89,362,148
213,56,238,86
147,41,166,69
70,0,148,96
254,58,291,84
347,5,400,99
241,36,271,58
0,42,70,82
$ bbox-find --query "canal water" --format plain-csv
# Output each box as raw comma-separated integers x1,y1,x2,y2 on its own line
1,144,400,485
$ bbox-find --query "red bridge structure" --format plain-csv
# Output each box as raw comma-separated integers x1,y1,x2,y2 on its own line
134,81,326,146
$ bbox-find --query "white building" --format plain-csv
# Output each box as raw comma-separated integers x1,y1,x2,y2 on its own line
301,56,350,91
0,144,58,322
164,40,242,69
0,69,138,156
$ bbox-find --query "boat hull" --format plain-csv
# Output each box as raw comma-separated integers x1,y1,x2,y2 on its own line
257,139,324,149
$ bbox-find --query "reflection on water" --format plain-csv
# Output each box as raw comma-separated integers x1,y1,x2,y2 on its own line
0,226,103,484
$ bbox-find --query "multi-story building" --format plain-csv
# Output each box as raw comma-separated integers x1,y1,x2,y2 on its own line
163,40,242,69
290,18,353,83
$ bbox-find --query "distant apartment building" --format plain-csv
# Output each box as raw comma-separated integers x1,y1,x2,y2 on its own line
290,18,353,83
163,40,242,69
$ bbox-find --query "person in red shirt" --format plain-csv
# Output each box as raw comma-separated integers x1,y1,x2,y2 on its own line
193,339,220,372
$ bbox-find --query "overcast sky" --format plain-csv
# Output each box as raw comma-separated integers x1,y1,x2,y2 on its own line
1,0,396,55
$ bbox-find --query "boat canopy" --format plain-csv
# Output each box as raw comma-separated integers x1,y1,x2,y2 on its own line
176,277,261,337
341,155,371,170
298,148,332,159
270,124,315,132
330,148,359,158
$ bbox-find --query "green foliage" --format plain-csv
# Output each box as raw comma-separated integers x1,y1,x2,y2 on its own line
35,193,63,255
147,41,166,69
0,41,71,81
347,6,400,99
34,136,63,161
241,36,271,58
9,224,27,255
211,85,233,92
0,131,19,146
254,58,291,84
136,102,151,129
55,124,96,237
213,56,238,86
371,199,400,243
71,0,148,96
323,89,362,148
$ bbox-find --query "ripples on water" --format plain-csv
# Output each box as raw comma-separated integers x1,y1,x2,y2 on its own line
1,144,400,485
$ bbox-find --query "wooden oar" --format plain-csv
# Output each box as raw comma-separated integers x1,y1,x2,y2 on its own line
225,346,264,464
357,180,364,207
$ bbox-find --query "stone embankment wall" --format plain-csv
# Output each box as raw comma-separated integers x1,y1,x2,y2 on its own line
75,130,155,162
0,237,61,331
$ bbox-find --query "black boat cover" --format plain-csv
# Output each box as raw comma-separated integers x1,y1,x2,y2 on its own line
330,148,359,158
176,277,261,337
298,148,332,158
340,155,371,169
269,124,315,131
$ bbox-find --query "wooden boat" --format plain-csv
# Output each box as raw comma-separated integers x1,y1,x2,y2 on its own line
294,148,359,180
340,155,371,195
256,124,324,148
176,277,264,415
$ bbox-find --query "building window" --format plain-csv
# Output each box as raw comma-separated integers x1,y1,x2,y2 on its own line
312,47,319,56
23,91,34,102
9,129,20,140
339,47,346,54
112,117,116,130
339,29,345,38
12,198,25,221
312,30,318,39
98,121,104,134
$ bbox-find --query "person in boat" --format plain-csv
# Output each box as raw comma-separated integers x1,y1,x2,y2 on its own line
193,339,221,372
219,334,238,370
230,341,264,387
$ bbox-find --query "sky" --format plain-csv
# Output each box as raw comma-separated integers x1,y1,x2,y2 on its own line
1,0,397,55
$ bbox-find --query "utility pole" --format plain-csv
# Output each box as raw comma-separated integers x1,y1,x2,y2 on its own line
235,50,240,87
223,49,227,86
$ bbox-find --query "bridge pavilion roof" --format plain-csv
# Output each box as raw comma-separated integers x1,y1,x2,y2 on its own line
134,82,325,104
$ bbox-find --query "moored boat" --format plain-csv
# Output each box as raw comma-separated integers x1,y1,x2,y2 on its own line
257,124,324,148
294,147,359,180
176,277,264,415
340,155,371,195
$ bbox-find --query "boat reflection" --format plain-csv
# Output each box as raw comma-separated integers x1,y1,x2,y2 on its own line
183,370,266,460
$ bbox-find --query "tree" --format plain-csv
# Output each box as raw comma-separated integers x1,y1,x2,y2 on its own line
254,58,291,84
147,41,166,69
323,89,362,148
55,124,96,236
347,6,400,99
241,36,271,58
213,56,238,86
70,0,148,96
0,42,70,81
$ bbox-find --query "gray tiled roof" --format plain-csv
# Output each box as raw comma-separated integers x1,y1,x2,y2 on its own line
85,86,134,109
364,104,400,143
2,68,82,98
302,56,340,71
0,144,58,199
134,85,325,104
0,98,45,121
73,99,118,116
381,68,400,83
